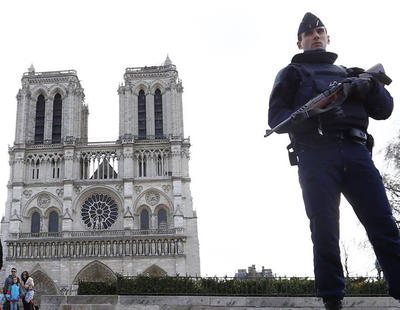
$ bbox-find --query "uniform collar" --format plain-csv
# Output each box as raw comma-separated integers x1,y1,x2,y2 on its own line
291,49,338,64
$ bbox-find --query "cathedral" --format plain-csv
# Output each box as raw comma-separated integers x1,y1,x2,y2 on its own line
1,57,200,298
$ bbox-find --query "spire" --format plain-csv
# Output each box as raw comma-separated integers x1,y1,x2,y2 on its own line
28,64,35,74
164,54,172,66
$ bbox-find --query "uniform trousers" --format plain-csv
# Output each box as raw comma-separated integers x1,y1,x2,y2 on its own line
296,137,400,299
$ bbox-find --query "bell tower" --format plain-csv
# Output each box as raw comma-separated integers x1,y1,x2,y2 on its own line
14,65,88,147
118,55,184,141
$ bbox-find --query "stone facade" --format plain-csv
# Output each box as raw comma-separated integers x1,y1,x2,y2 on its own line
1,58,200,299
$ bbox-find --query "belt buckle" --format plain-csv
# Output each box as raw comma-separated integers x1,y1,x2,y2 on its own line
348,128,367,144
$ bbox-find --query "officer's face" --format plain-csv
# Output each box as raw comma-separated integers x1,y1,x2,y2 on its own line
297,27,330,51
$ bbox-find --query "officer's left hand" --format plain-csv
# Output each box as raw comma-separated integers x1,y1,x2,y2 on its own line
343,77,375,99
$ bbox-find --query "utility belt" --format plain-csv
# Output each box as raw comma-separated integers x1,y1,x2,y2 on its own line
287,128,374,166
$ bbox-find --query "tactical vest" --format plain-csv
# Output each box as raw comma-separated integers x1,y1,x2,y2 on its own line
289,62,370,138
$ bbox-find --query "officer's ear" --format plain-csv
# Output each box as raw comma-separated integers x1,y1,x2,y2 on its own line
327,35,330,45
297,41,303,50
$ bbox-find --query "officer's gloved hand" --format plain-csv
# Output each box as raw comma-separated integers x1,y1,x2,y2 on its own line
325,105,345,119
343,77,375,99
291,111,309,123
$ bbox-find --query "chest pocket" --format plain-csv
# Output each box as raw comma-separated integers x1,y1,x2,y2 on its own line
313,69,347,92
291,64,347,108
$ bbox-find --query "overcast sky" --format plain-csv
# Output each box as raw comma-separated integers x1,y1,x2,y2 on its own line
1,0,399,277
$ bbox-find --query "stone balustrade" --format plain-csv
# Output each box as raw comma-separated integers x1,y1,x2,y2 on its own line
6,229,186,260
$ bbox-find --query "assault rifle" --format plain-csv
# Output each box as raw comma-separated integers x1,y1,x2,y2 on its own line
264,64,392,138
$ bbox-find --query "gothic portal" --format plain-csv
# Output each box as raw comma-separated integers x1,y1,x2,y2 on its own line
1,57,200,296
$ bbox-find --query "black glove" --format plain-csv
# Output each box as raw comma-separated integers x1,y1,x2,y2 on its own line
343,77,375,99
290,110,315,124
324,105,345,119
291,110,309,123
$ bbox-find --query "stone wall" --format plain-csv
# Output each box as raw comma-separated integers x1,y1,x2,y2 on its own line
40,295,400,310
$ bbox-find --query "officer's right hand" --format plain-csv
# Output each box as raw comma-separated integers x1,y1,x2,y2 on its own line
291,111,309,123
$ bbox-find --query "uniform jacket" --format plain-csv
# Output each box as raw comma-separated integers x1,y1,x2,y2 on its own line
268,49,393,141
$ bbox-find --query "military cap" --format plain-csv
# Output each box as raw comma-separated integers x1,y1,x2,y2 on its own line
298,12,325,38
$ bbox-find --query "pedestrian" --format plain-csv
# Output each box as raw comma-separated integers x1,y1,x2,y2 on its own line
23,285,34,310
0,239,3,271
3,268,20,310
268,12,400,310
0,289,5,310
5,277,20,310
20,272,34,310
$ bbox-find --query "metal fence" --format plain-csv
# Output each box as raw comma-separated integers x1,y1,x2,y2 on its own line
78,276,388,297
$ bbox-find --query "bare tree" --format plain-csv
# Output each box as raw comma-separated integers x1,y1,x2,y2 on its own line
340,241,350,278
383,133,400,222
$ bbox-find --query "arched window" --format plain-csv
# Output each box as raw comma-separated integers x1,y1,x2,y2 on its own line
34,95,45,144
140,209,149,230
52,93,62,143
158,209,167,229
31,212,40,233
156,154,163,176
138,155,147,177
138,90,146,139
32,159,40,180
48,211,59,233
154,89,163,138
51,159,60,179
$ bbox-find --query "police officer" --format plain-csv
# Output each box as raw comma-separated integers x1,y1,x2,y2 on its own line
268,12,400,310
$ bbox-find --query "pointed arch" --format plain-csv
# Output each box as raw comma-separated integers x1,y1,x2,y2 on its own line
133,188,173,213
150,81,166,95
154,88,163,139
72,260,117,284
157,208,168,229
34,94,45,144
140,208,150,230
31,87,49,101
138,89,146,139
48,210,60,232
142,264,167,276
48,85,67,99
30,269,59,305
31,211,40,233
133,84,149,96
23,192,63,217
52,93,62,143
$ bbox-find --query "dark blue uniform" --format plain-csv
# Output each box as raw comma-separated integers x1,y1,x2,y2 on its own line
269,49,400,299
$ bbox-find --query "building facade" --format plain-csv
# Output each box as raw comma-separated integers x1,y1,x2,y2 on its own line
1,57,200,298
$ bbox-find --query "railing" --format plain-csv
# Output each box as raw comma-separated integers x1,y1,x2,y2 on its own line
7,234,186,260
125,65,176,74
23,70,78,77
9,228,184,240
78,149,120,180
78,276,388,297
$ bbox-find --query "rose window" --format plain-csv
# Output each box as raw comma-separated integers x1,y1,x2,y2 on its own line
81,193,118,230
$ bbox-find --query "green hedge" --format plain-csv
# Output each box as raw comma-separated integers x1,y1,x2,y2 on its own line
78,275,387,296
